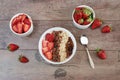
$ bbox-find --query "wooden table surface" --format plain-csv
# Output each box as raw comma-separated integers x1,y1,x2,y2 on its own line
0,0,120,80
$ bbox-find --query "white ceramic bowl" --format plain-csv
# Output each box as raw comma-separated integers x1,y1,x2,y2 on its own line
72,5,95,29
38,27,77,64
9,13,33,37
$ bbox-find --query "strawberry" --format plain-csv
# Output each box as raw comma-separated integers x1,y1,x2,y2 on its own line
23,18,31,26
101,25,112,33
21,14,27,21
83,20,90,25
48,42,54,50
45,33,54,42
23,24,30,32
17,22,23,33
42,47,49,54
12,25,18,33
96,49,106,59
42,40,48,48
12,18,18,26
83,8,92,19
7,43,19,51
74,13,82,23
78,18,84,25
91,18,102,29
19,55,29,63
45,51,52,60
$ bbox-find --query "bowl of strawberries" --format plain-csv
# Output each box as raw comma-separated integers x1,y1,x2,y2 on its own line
10,13,33,37
72,5,95,29
38,27,77,64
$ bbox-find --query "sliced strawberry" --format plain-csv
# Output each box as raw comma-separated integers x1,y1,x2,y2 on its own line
48,42,54,50
42,40,48,48
7,43,19,51
42,47,49,54
12,18,18,26
45,51,52,60
12,25,18,33
17,22,23,34
23,24,30,32
21,14,27,21
45,33,54,42
23,18,31,26
17,15,22,22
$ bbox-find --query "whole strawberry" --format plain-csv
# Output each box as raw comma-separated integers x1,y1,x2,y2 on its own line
7,43,19,51
102,25,112,33
19,55,29,63
96,48,106,59
91,18,102,29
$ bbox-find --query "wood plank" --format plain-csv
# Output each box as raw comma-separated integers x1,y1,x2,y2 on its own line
0,20,120,50
0,0,120,20
0,50,119,80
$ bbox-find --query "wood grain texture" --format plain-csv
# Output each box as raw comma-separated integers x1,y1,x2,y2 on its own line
0,0,120,20
0,50,119,80
0,20,119,50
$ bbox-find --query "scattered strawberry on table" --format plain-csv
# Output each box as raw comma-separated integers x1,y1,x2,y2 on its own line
96,48,107,59
74,7,94,25
101,25,112,33
91,18,102,29
12,14,31,34
19,55,29,63
42,33,54,60
7,43,19,51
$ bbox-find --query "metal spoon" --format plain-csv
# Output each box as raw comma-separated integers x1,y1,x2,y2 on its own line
80,35,95,69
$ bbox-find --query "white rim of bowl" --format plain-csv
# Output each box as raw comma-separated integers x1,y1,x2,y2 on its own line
9,13,33,36
38,27,77,64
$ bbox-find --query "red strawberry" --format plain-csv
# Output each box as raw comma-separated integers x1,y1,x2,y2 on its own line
42,40,48,48
45,51,52,60
45,33,54,42
48,42,54,50
17,22,23,33
101,25,112,33
78,18,84,25
19,55,29,63
83,20,90,25
21,14,27,21
42,47,49,54
23,18,31,26
74,13,82,23
12,25,18,33
96,49,106,59
17,15,22,22
23,24,30,32
7,43,19,51
12,18,18,26
91,18,102,29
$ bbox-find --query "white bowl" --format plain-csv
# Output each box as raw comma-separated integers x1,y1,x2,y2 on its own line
9,13,33,37
72,5,95,29
38,27,77,64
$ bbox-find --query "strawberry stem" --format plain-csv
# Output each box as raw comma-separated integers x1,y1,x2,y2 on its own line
96,48,100,53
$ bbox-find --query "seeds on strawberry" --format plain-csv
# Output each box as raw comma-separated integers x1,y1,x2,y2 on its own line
48,42,54,50
91,18,102,29
7,43,19,51
96,48,106,59
19,55,29,63
101,25,112,33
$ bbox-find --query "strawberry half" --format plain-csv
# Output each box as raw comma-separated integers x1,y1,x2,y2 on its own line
91,18,102,29
42,47,49,54
17,22,23,34
45,51,52,60
96,48,106,59
101,25,112,33
48,42,54,50
23,24,30,32
19,55,29,63
45,33,54,42
7,43,19,51
42,40,48,48
12,25,18,33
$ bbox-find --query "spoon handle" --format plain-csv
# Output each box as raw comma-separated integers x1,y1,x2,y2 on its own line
85,47,95,69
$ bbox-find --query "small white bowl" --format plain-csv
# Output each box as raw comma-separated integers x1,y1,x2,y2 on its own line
72,5,95,29
9,13,33,37
38,27,77,64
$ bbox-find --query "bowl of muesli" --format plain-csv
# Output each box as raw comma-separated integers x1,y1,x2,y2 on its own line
38,27,77,64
